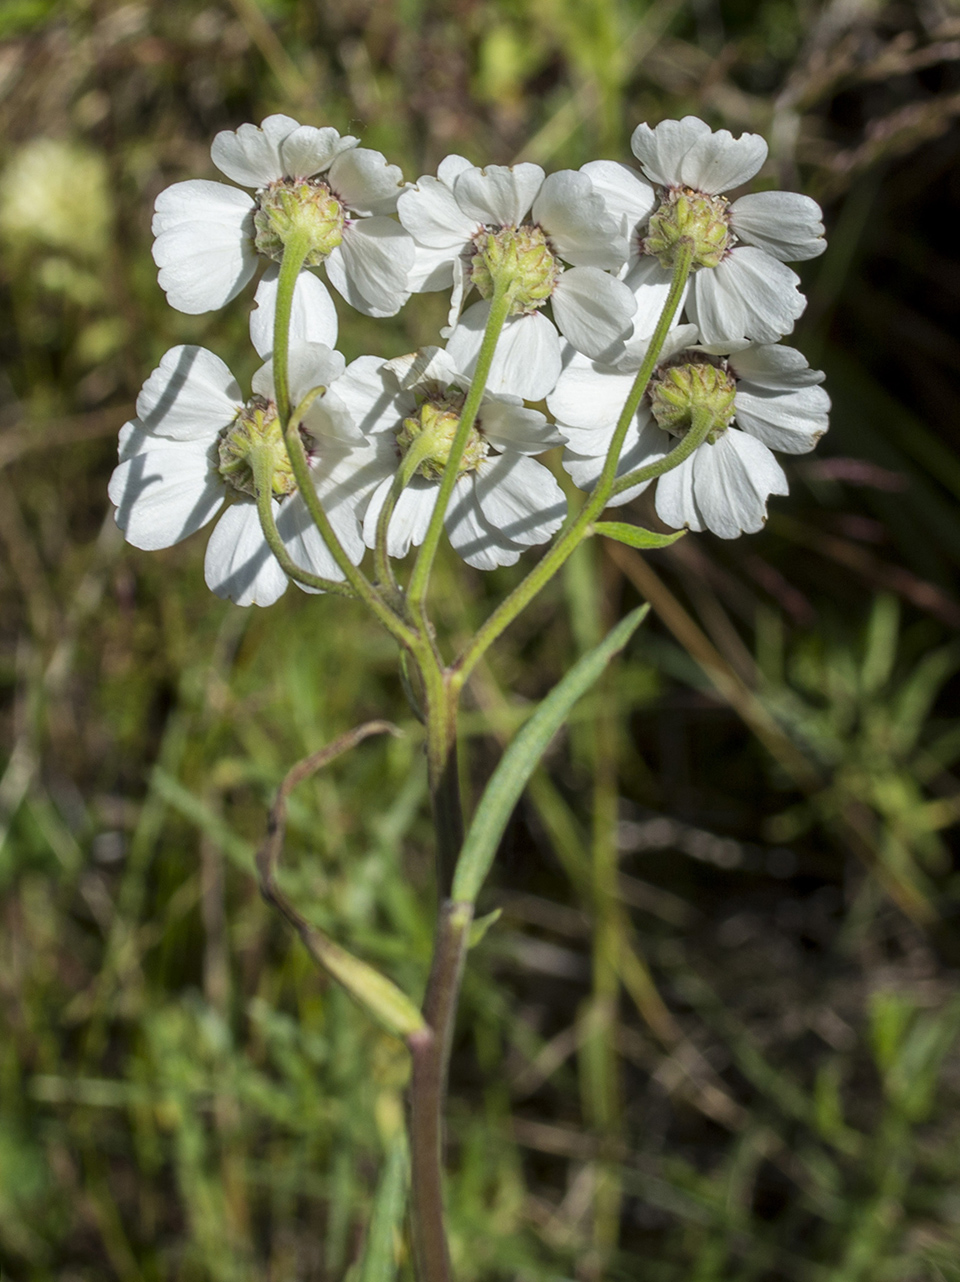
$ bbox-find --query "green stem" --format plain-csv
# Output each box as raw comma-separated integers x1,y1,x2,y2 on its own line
251,453,355,597
375,433,438,591
268,236,422,652
271,230,310,427
406,286,513,619
452,249,694,688
409,901,473,1282
607,405,712,498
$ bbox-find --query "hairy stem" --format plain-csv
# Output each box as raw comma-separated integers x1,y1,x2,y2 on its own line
269,237,422,650
409,901,473,1282
452,249,694,685
251,453,355,597
406,286,513,621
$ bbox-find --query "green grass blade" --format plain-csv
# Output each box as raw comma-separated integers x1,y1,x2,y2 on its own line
358,1132,409,1282
451,604,649,905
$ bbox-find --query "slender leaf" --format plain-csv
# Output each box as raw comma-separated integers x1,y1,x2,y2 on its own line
358,1133,409,1282
452,605,649,904
592,521,685,549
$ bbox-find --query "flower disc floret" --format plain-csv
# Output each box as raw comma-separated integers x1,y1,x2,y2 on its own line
218,396,297,498
469,225,561,315
649,355,737,443
253,179,346,265
643,187,733,271
397,394,489,481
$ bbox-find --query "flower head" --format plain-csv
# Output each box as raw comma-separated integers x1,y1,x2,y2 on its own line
325,345,568,568
108,342,364,605
548,329,830,538
398,157,637,399
583,116,826,345
152,114,415,341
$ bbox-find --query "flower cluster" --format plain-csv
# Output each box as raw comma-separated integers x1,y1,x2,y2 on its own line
112,113,829,605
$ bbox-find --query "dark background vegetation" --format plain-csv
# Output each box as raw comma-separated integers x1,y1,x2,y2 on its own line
2,0,960,1277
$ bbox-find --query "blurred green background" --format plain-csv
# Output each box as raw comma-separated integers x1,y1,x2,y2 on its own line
2,0,960,1277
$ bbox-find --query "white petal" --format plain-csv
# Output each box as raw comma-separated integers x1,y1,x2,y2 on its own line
363,475,438,558
152,179,255,234
630,116,712,187
580,160,656,238
249,266,338,358
479,397,563,454
109,429,224,550
653,452,702,532
204,501,289,606
730,191,826,262
398,176,477,249
689,246,804,343
319,439,397,521
251,341,348,413
733,383,830,454
407,243,457,293
679,129,767,195
279,126,357,179
328,147,408,216
623,256,688,341
326,218,414,316
547,347,634,430
445,478,521,570
136,346,241,440
697,430,788,536
152,181,256,314
383,346,463,392
472,452,566,546
210,114,299,188
274,487,357,585
446,302,562,401
551,267,636,361
332,356,410,438
532,170,627,269
657,430,787,538
563,413,667,507
728,343,825,391
437,154,474,186
453,163,544,228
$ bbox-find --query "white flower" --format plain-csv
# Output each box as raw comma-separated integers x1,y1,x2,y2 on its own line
398,157,637,400
548,332,829,539
108,342,366,605
324,345,568,568
152,114,415,338
583,116,826,345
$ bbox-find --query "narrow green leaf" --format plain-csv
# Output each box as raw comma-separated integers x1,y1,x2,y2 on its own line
358,1132,409,1282
468,907,502,948
452,605,649,905
592,521,685,549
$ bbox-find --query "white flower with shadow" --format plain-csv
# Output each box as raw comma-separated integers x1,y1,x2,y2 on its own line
324,345,568,568
397,157,637,400
152,114,415,343
583,115,826,344
108,342,366,606
548,330,830,538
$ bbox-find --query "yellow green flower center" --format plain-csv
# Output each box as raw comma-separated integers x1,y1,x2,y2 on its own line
254,178,345,265
643,186,734,271
396,394,488,481
648,356,737,443
218,396,297,497
470,225,561,315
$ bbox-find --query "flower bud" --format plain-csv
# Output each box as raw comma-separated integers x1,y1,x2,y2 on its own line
397,396,488,480
254,179,345,265
218,397,297,497
470,226,560,315
649,357,736,443
643,187,733,271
